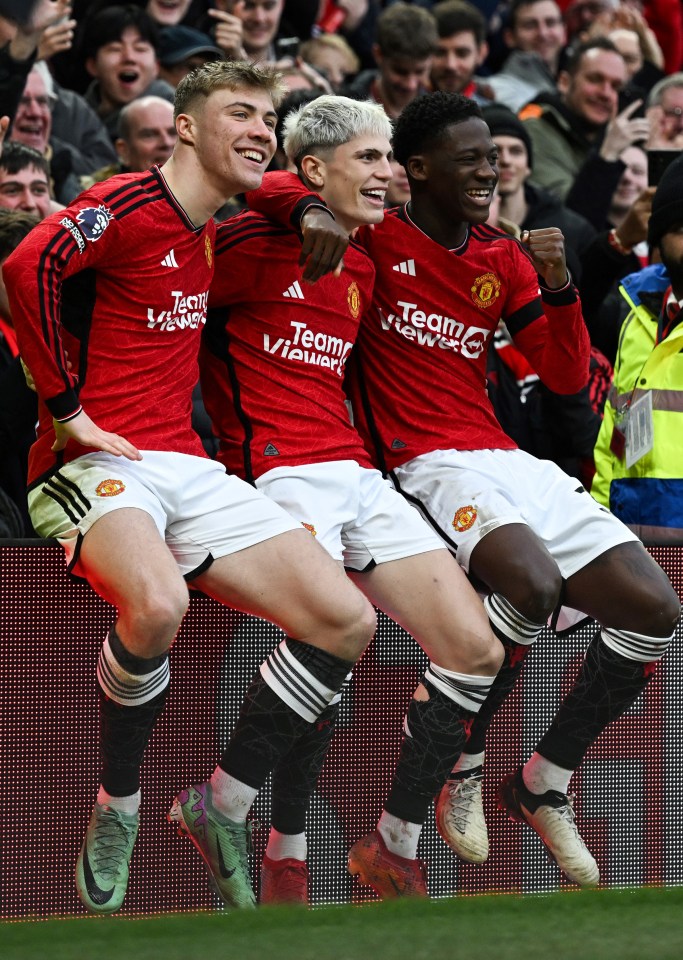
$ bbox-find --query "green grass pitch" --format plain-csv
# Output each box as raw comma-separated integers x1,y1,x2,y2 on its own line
4,887,683,960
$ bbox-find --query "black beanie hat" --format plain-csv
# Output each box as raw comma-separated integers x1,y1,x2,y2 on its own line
648,152,683,251
481,105,534,169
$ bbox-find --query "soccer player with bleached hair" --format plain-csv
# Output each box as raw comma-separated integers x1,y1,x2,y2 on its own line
248,89,680,894
4,60,380,915
199,93,504,903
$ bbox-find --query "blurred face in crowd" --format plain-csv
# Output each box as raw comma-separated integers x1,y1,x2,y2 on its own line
493,134,531,197
558,48,626,127
160,52,221,88
431,31,488,94
11,69,52,155
305,44,355,89
116,97,177,171
374,52,432,114
87,26,160,113
146,0,193,26
610,144,647,216
657,85,683,141
507,0,566,69
608,29,643,79
564,0,611,42
0,165,51,220
227,0,285,61
385,158,411,206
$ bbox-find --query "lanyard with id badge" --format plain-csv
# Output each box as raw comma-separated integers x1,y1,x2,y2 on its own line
611,295,679,468
611,390,653,468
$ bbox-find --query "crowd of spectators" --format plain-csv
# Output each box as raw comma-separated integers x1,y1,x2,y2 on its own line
1,0,682,538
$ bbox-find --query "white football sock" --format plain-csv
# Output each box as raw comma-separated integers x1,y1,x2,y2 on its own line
523,752,573,796
209,766,258,822
378,810,421,859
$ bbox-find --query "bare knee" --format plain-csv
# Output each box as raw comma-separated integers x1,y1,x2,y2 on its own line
120,586,189,656
460,628,505,676
313,593,376,663
337,595,377,661
620,583,681,637
497,561,562,624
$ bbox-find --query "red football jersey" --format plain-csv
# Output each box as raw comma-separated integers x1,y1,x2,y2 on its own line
5,168,215,484
202,210,374,481
248,173,591,473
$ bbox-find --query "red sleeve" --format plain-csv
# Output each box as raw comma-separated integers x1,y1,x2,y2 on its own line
512,282,591,394
246,170,329,229
4,194,120,420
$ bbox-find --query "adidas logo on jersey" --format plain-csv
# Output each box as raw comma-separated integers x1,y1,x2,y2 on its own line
263,442,280,456
161,249,179,268
392,259,415,276
283,280,304,300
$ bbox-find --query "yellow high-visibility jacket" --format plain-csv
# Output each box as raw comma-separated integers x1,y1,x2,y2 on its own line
593,263,683,544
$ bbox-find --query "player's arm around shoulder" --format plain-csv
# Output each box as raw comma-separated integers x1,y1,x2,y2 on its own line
246,170,349,282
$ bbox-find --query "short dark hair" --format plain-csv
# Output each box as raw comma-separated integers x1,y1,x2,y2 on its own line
0,141,50,179
376,2,438,60
393,91,482,167
79,4,160,59
0,209,40,261
508,0,559,33
433,1,487,46
565,36,622,76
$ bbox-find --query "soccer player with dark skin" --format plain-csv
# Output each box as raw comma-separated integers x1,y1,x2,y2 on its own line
248,92,680,892
4,60,379,916
201,94,503,903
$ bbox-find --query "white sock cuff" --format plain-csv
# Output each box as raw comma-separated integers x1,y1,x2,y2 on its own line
260,640,340,722
97,634,169,706
485,593,544,645
600,626,674,663
424,662,495,712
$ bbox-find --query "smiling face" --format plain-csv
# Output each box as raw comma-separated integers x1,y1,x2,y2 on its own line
233,0,285,61
610,144,647,215
186,85,278,195
146,0,193,26
431,31,487,94
507,0,566,68
306,134,393,234
11,69,52,154
409,117,499,227
493,134,531,197
559,48,626,128
117,98,177,171
0,164,51,220
87,26,159,113
374,52,432,114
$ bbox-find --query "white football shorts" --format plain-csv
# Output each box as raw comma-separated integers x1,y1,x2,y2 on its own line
256,459,445,571
28,450,299,579
390,447,639,579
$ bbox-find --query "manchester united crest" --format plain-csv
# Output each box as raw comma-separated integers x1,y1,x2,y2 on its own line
205,235,213,268
470,272,501,308
95,479,126,498
347,281,360,319
302,522,318,537
452,505,477,532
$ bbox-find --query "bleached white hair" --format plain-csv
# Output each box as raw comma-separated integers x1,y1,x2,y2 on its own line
282,95,392,167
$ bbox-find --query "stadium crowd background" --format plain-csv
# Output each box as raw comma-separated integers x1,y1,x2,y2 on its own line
1,0,682,537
